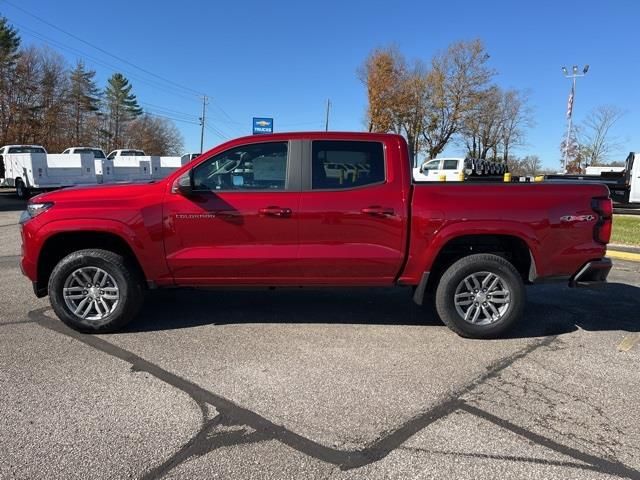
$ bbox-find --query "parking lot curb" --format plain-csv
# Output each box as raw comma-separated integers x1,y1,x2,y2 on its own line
608,250,640,262
608,243,640,254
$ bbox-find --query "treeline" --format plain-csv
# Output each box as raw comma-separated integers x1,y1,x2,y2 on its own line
359,40,533,166
0,17,183,155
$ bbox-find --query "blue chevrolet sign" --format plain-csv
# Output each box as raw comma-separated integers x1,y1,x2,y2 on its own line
253,117,273,135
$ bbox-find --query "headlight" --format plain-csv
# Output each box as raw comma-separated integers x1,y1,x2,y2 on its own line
20,202,54,223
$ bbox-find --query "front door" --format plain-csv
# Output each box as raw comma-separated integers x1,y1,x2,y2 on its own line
163,140,301,285
297,139,408,285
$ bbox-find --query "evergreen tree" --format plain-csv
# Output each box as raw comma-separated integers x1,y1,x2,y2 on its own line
104,73,142,149
0,16,21,144
68,61,101,145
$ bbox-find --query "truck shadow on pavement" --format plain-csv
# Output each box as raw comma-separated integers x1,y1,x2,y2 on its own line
0,190,25,212
124,282,640,338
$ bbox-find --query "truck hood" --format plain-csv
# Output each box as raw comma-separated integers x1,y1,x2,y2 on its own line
31,181,163,204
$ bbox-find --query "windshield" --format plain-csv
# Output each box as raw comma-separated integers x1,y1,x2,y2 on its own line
8,146,46,154
122,150,145,156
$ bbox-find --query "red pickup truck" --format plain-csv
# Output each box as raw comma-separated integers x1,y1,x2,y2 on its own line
20,132,612,338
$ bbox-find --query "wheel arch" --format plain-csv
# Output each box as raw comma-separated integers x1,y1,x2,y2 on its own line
36,230,146,295
414,233,535,304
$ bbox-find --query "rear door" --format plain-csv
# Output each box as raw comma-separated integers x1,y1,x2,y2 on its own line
296,139,408,285
163,140,302,284
442,159,461,181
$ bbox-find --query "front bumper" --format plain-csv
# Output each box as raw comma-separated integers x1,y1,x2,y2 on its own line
569,258,612,288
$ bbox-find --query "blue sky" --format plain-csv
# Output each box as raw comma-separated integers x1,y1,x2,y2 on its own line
4,0,639,168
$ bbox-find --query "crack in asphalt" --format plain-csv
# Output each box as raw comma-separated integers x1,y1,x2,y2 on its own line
461,404,640,480
400,446,603,473
29,308,640,479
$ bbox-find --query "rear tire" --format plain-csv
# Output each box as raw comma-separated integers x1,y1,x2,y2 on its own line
48,249,143,333
15,179,30,200
435,254,525,338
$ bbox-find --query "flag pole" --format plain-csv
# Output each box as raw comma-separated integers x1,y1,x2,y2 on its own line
563,77,575,173
561,65,589,174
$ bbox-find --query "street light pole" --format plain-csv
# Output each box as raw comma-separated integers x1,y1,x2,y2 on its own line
561,64,589,173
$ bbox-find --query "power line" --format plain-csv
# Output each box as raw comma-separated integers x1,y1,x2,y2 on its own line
205,123,229,141
13,22,200,103
2,0,203,97
145,111,200,126
139,102,200,121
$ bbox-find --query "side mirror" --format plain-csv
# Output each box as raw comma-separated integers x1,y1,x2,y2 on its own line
175,170,194,196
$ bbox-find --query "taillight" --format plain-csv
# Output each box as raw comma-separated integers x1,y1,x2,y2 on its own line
591,197,612,244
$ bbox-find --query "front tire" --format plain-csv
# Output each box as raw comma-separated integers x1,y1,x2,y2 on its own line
15,179,30,200
48,249,143,333
435,254,525,339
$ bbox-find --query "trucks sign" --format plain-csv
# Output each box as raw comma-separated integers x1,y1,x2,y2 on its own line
253,117,273,135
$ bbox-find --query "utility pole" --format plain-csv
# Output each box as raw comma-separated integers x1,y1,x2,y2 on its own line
199,95,208,153
561,65,589,173
325,99,331,132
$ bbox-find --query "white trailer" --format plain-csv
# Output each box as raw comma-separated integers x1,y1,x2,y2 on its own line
1,145,96,198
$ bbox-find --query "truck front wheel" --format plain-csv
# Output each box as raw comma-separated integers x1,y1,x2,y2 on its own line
48,249,144,333
15,179,30,200
435,254,525,339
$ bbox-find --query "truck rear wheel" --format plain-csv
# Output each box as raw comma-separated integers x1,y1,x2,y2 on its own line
48,249,143,333
435,254,525,338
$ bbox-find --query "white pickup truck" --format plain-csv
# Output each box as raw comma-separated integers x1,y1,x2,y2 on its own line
1,144,96,198
415,157,508,182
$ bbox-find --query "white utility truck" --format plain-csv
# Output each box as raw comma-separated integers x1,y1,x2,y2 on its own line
106,149,151,183
62,147,113,183
546,152,640,204
1,145,96,199
151,155,190,180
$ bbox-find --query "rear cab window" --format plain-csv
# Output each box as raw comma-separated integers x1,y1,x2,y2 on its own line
8,147,46,154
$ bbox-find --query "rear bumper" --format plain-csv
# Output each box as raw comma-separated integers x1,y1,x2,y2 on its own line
569,258,612,288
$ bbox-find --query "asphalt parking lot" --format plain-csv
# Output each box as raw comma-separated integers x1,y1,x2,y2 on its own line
1,188,639,480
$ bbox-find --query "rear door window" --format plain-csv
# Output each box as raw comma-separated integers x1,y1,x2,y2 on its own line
442,160,459,170
311,140,384,190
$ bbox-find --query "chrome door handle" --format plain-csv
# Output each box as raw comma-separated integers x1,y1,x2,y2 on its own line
361,206,394,217
259,206,292,217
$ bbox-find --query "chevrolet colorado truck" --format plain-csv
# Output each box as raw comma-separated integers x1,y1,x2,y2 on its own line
19,132,612,338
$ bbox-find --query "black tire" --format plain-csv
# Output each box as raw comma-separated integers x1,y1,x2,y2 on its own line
48,249,144,333
435,254,525,339
15,179,30,200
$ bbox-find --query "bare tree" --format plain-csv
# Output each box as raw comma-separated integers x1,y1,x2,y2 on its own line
461,85,503,159
124,114,184,155
500,89,533,165
509,155,542,176
422,39,494,159
578,105,625,166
